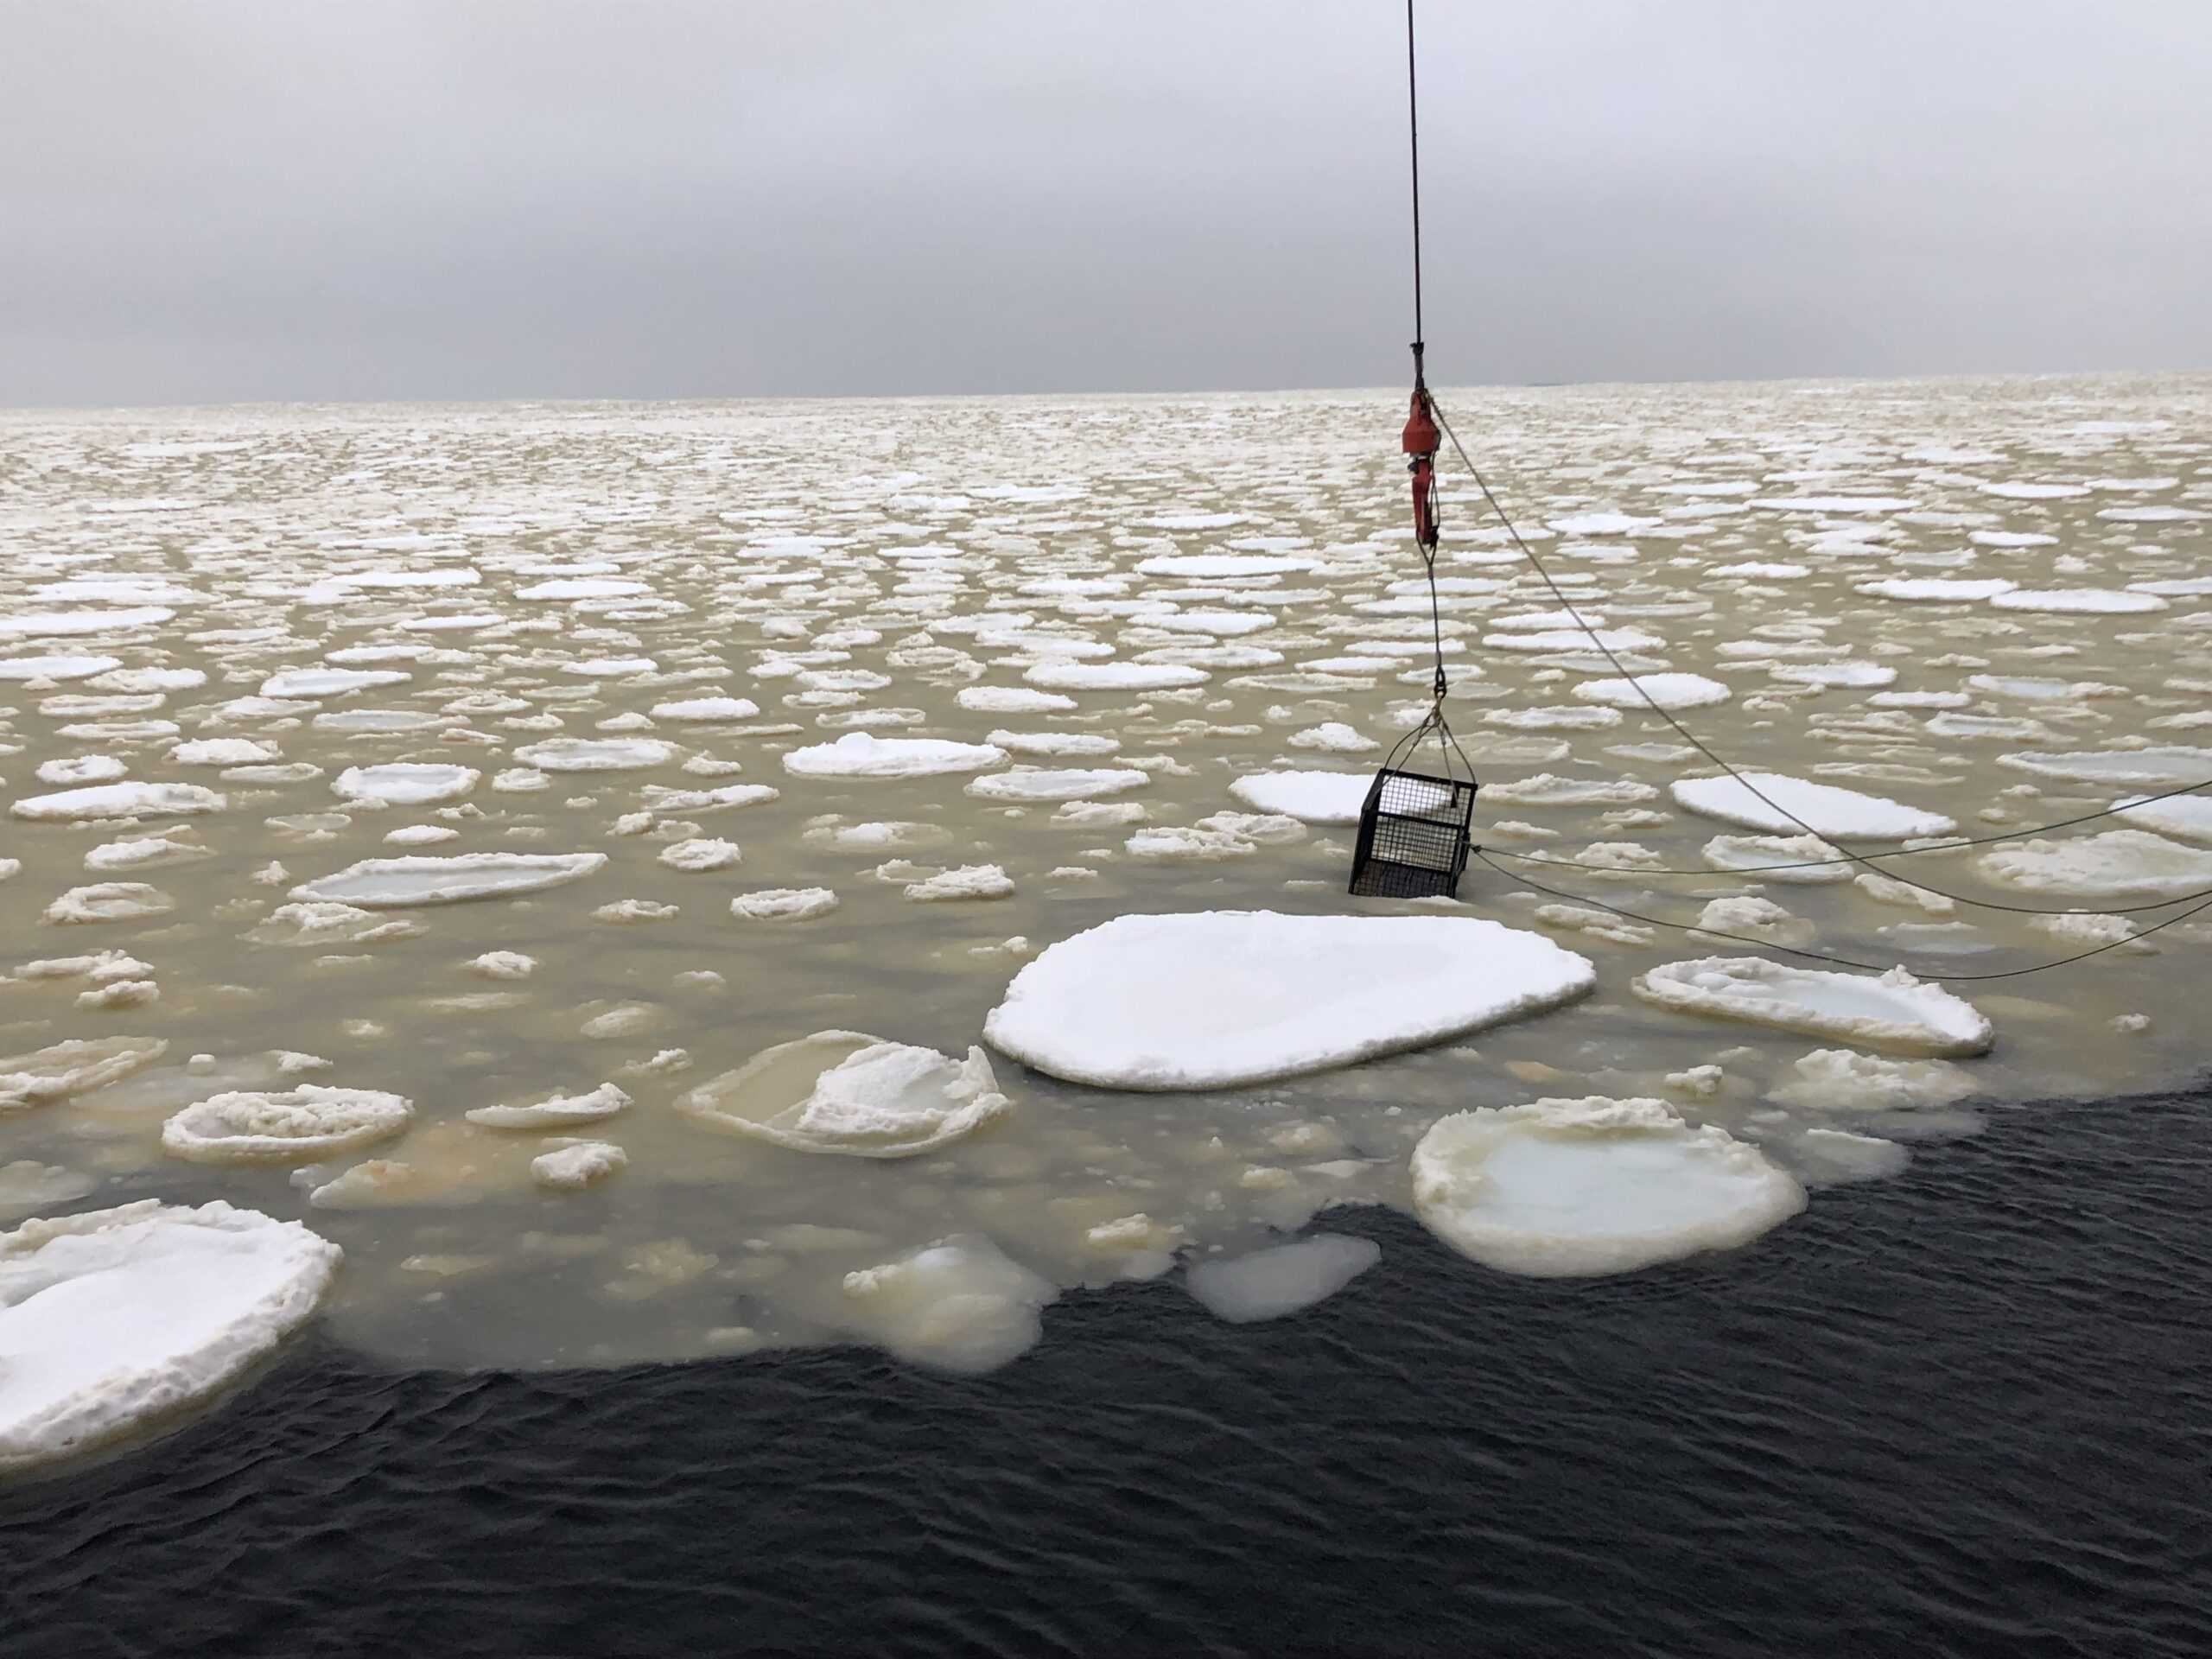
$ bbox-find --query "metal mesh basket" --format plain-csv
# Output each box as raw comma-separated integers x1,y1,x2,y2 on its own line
1349,764,1477,899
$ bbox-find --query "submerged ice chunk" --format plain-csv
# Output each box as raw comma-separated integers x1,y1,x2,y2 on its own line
837,1236,1057,1374
985,912,1595,1090
677,1032,1010,1158
1185,1235,1382,1322
1769,1048,1980,1111
1633,957,1993,1057
1412,1096,1805,1277
2,1036,168,1111
0,1200,340,1472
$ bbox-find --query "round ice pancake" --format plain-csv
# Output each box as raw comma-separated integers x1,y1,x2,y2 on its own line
781,733,1007,779
1412,1096,1806,1277
984,912,1595,1090
0,1200,340,1471
162,1084,414,1163
836,1236,1058,1374
289,852,606,906
677,1031,1010,1157
331,763,480,807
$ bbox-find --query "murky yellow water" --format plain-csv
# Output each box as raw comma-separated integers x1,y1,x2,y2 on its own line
3,375,2207,1370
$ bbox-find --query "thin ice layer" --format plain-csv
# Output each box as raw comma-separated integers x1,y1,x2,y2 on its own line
1670,772,1955,837
1412,1096,1805,1276
678,1031,1011,1157
1632,956,1993,1056
985,911,1595,1090
289,852,606,906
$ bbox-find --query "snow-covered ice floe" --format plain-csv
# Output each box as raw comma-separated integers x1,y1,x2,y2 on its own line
1573,672,1731,710
10,782,226,823
1669,771,1955,838
985,911,1595,1090
1227,770,1370,824
677,1032,1011,1157
781,732,1007,779
0,1201,340,1472
289,852,606,906
1632,957,1993,1057
1411,1097,1805,1276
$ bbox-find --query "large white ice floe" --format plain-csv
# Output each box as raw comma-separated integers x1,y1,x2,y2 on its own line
1411,1096,1807,1277
259,667,410,698
1227,770,1370,824
331,763,480,807
0,1200,340,1472
10,782,226,822
1854,577,2018,602
1669,771,1955,838
289,852,606,906
1185,1236,1382,1322
677,1032,1010,1157
1974,830,2212,899
2111,793,2212,845
984,912,1596,1090
837,1236,1058,1374
1573,672,1731,710
162,1084,414,1163
1632,957,1993,1056
782,732,1007,779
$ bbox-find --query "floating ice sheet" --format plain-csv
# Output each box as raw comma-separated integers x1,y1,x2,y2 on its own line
1412,1097,1806,1277
985,912,1594,1090
0,1200,340,1472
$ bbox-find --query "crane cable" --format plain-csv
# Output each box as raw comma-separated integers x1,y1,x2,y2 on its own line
1428,400,2212,920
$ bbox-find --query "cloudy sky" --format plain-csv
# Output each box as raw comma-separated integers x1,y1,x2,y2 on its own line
3,0,2207,407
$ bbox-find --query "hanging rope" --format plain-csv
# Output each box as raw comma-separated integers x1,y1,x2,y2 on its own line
1428,399,2212,920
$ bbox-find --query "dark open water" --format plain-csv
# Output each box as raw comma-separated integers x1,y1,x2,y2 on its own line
5,1092,2209,1658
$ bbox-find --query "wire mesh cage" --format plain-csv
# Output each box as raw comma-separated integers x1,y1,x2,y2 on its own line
1348,761,1477,899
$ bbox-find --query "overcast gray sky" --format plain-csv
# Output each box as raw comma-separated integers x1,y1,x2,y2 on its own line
3,0,2207,407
